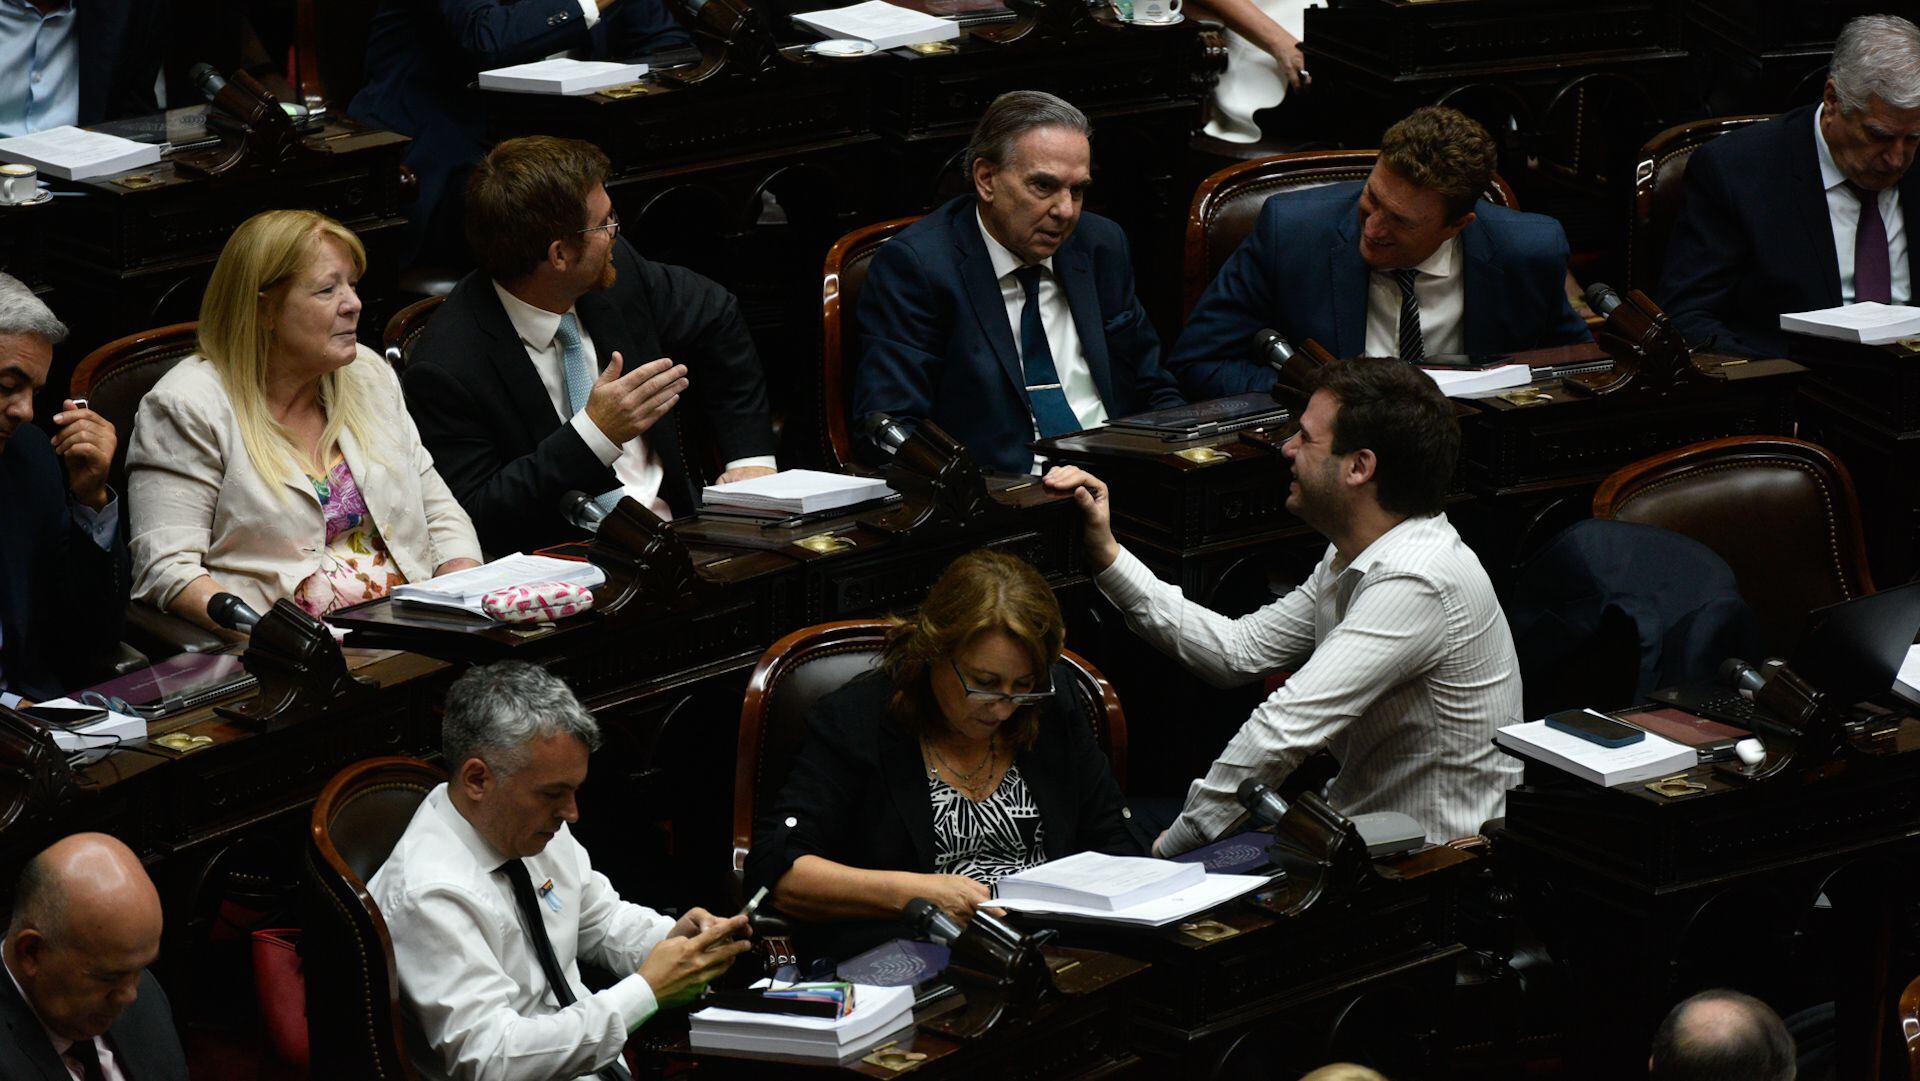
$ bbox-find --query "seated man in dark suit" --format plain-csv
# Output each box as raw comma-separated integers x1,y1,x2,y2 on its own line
0,274,126,706
404,136,776,556
0,0,164,135
852,90,1185,473
1170,106,1590,398
1660,14,1920,358
351,0,688,264
2,833,187,1080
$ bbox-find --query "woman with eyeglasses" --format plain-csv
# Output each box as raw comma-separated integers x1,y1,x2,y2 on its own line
747,549,1140,964
127,209,482,633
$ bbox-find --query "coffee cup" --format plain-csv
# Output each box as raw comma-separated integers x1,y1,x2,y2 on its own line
0,164,37,206
1131,0,1180,23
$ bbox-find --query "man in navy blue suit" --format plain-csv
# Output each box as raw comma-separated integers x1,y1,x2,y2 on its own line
1169,106,1590,399
852,91,1185,473
1660,14,1920,359
351,0,689,264
0,274,126,706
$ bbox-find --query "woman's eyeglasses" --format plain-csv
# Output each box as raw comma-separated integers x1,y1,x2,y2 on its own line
948,658,1053,706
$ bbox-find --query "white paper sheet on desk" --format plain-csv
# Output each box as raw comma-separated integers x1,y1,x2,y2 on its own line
29,697,147,751
991,872,1271,926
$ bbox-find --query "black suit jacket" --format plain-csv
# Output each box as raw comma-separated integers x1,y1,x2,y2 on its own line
1660,104,1920,358
744,669,1141,963
0,423,128,702
850,195,1185,472
0,967,187,1081
404,237,776,555
79,0,165,126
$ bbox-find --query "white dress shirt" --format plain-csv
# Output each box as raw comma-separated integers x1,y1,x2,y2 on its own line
1096,513,1523,853
1363,236,1466,358
369,784,676,1081
976,212,1108,432
1813,102,1912,306
491,283,775,520
0,0,79,136
3,952,129,1081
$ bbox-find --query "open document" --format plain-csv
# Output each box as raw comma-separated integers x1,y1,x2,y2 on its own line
389,553,606,616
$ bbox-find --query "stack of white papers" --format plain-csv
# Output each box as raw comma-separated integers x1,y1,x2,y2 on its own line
477,59,650,95
1495,719,1697,787
0,126,162,181
992,870,1270,926
793,0,963,49
389,553,605,616
1421,363,1532,398
996,850,1205,911
1894,644,1920,706
702,469,893,515
1781,302,1920,346
689,982,914,1058
24,697,148,751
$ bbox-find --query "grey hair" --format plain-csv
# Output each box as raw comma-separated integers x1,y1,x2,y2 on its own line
966,90,1092,174
0,272,67,345
441,661,601,776
1830,14,1920,113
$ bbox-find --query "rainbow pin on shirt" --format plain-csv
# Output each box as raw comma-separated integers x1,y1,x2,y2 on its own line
539,878,563,914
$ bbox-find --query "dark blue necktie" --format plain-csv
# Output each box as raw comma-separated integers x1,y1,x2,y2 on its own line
1012,265,1082,438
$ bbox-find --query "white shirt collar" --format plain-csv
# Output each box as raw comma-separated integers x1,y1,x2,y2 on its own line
1332,512,1445,577
491,280,576,353
1813,101,1850,194
428,783,514,872
976,208,1054,280
1402,234,1459,280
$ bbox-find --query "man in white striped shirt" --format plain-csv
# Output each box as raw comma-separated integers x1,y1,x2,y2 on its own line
1044,357,1523,854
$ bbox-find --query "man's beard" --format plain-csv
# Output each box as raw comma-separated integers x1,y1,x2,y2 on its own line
590,255,617,292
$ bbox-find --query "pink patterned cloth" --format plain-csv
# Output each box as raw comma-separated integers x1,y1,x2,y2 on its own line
293,454,407,617
480,580,595,623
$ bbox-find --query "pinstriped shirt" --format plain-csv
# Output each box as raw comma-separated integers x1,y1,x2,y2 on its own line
1096,512,1523,853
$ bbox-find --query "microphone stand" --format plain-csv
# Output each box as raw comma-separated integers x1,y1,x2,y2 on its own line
587,497,703,628
1245,791,1382,919
861,420,998,536
918,917,1059,1040
1565,288,1720,398
1711,664,1846,784
215,600,376,728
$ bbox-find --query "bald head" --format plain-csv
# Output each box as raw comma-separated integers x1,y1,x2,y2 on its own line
5,833,162,1041
1650,990,1795,1081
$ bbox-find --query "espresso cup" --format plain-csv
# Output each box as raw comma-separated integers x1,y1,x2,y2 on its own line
0,164,37,205
1132,0,1180,23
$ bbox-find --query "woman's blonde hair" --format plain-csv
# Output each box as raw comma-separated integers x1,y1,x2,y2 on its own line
198,209,379,488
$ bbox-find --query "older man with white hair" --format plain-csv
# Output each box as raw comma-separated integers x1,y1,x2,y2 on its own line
0,272,125,706
1662,13,1920,357
370,661,751,1081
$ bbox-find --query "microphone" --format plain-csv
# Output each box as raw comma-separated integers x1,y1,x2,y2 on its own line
207,592,262,632
560,490,609,533
1255,328,1296,373
188,62,228,102
1236,777,1290,828
903,897,966,946
1238,777,1426,856
1584,282,1625,319
861,412,914,457
1719,656,1772,699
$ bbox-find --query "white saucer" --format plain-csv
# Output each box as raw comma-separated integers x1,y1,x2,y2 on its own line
1126,12,1185,24
809,38,878,57
0,189,51,208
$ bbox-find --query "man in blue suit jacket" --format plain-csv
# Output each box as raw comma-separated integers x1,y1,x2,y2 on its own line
853,91,1185,473
1170,107,1590,399
1660,15,1920,359
350,0,689,264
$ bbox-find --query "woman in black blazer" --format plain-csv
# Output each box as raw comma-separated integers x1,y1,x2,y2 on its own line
746,549,1140,963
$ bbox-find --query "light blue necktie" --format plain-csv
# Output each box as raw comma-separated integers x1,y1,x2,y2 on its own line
554,313,625,515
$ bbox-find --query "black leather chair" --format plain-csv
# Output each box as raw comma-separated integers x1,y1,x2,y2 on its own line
818,217,920,469
1624,114,1775,293
304,756,444,1081
381,294,446,373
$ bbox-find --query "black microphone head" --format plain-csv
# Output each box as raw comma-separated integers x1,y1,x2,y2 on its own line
1717,657,1750,682
207,592,260,631
1236,777,1269,808
189,62,226,96
861,412,910,455
1583,282,1623,317
903,897,964,945
1255,328,1295,366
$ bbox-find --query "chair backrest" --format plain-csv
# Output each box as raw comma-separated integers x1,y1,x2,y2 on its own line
820,217,920,469
1185,149,1518,319
69,322,201,499
1625,114,1775,293
1903,970,1920,1081
1592,436,1874,659
291,0,378,110
304,756,444,1081
382,294,447,374
730,619,1128,899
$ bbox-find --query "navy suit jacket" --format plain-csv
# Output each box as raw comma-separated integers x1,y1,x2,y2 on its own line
0,967,185,1081
78,0,165,126
350,0,688,256
1168,182,1591,397
1659,104,1920,359
0,423,128,703
851,196,1185,473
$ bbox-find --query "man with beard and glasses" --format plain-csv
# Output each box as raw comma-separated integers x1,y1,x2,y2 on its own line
1043,357,1522,854
404,136,777,555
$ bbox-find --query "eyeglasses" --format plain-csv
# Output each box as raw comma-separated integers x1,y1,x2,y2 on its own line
577,210,620,238
948,658,1053,706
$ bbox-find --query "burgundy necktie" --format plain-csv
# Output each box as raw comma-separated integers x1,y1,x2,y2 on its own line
1848,181,1893,305
66,1038,106,1081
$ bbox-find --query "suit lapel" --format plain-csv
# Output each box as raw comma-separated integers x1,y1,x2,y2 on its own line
0,966,72,1080
880,720,937,870
1459,223,1496,354
952,210,1027,401
471,282,579,448
1054,243,1115,408
1788,108,1844,305
1903,168,1920,291
1330,209,1370,356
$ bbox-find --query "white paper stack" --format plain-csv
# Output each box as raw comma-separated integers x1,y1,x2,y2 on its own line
688,982,915,1059
996,850,1206,911
1421,363,1532,398
793,0,963,49
1894,645,1920,706
389,553,606,616
1495,719,1697,787
992,865,1269,927
1780,302,1920,346
0,126,162,180
477,59,650,95
701,469,893,515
